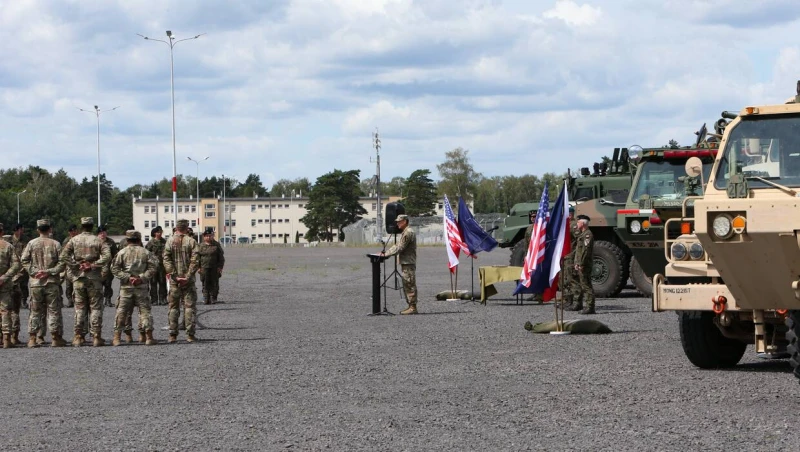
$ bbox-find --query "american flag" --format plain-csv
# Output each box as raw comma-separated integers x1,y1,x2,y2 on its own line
519,182,550,287
443,194,469,273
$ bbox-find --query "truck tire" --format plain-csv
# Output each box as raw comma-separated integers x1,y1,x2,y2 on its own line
678,311,746,369
786,312,800,382
510,240,526,267
630,257,653,297
591,240,626,298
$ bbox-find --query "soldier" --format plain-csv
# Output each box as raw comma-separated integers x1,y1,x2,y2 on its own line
145,226,167,305
381,215,418,315
11,224,29,310
59,217,111,347
523,211,544,303
62,225,79,308
561,207,580,310
111,230,157,346
163,219,200,342
20,219,67,347
4,226,27,345
198,228,225,305
0,225,21,348
572,215,596,314
97,226,119,307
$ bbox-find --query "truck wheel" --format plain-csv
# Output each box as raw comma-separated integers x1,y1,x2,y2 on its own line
630,257,653,297
509,240,527,267
678,311,746,368
786,312,800,382
590,241,626,298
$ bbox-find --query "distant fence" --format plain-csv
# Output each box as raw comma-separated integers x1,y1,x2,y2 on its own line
343,214,505,247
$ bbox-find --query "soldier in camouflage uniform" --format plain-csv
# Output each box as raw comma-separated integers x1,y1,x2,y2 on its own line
12,224,29,310
111,230,157,346
198,228,225,305
59,217,111,347
572,215,596,314
0,224,22,348
62,225,78,308
98,226,119,307
163,219,200,342
561,207,580,309
20,219,67,347
145,226,167,305
4,226,26,345
381,215,418,315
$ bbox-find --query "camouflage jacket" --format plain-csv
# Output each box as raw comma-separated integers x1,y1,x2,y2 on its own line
163,232,199,281
59,232,111,281
574,229,594,267
385,227,416,266
0,239,21,287
21,236,64,287
145,237,166,266
62,235,74,247
198,241,225,269
111,244,157,289
10,235,28,281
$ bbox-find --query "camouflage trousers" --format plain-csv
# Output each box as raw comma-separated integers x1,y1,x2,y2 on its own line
102,275,114,301
575,263,595,308
200,268,220,299
401,264,417,305
64,278,73,305
72,278,104,338
28,284,63,338
116,295,138,334
168,282,197,336
10,282,25,334
115,287,152,333
561,255,577,301
149,267,167,303
0,285,16,335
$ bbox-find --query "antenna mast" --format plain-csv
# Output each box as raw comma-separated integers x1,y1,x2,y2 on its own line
374,128,382,243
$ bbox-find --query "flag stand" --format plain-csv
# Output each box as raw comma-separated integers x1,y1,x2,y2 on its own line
447,268,459,301
550,275,570,335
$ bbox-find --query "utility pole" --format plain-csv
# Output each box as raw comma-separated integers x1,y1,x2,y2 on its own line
373,128,382,243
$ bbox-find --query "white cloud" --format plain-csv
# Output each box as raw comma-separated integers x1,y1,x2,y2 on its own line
543,0,602,27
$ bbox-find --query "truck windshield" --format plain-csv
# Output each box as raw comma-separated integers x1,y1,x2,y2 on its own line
631,160,713,201
714,114,800,189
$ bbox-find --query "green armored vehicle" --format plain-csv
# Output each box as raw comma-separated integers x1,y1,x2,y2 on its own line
499,148,633,297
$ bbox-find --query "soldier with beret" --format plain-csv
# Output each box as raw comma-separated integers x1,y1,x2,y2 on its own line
381,214,418,315
20,219,67,347
97,225,119,307
198,227,225,305
111,230,157,346
0,223,22,348
163,219,200,342
572,214,595,314
145,226,167,305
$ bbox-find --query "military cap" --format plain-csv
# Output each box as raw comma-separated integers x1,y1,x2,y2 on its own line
97,225,108,233
153,225,163,233
68,224,78,232
529,210,537,215
36,219,50,227
568,206,575,213
577,214,590,222
125,230,141,240
203,227,214,236
13,223,23,231
176,219,190,228
81,217,94,225
395,214,409,222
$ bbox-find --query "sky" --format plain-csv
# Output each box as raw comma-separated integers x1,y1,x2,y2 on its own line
1,0,799,191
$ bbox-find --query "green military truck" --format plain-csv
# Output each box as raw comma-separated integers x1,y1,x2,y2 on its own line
615,114,735,296
498,148,633,297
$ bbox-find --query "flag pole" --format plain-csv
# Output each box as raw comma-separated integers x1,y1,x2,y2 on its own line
470,257,474,301
454,267,459,299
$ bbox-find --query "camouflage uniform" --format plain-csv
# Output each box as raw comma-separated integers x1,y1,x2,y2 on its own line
100,235,119,307
163,220,200,340
384,215,417,314
198,235,225,304
561,218,580,308
111,233,157,342
59,219,111,345
145,234,167,305
11,232,29,313
62,232,77,308
0,234,22,347
21,224,66,346
574,227,595,314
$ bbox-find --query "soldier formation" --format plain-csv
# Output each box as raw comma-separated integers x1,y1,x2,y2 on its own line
0,217,225,348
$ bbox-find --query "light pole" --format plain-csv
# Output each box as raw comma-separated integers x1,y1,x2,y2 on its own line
137,30,205,224
15,190,26,224
79,105,119,226
187,156,209,227
221,174,227,248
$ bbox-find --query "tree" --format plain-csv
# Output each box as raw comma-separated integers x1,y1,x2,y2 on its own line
401,169,437,216
436,147,482,202
300,169,367,242
270,177,311,198
237,174,267,198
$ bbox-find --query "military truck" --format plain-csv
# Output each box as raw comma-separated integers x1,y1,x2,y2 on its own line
498,148,633,297
615,114,734,296
653,83,800,380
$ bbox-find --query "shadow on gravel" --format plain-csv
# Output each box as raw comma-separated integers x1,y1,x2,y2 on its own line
602,291,645,299
192,337,271,343
416,311,468,316
596,305,638,314
724,361,792,374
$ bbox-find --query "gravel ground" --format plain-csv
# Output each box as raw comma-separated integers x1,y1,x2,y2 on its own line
1,245,798,451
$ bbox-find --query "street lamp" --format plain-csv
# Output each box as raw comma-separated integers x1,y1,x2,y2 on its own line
137,30,205,224
15,190,26,224
187,156,209,227
79,105,119,226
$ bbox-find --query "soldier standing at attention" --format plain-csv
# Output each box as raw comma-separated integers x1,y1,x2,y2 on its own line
145,226,167,305
62,225,79,308
573,215,596,315
0,224,21,348
198,228,225,305
381,214,418,315
97,226,119,307
11,224,29,310
163,219,200,343
20,219,67,347
111,230,157,346
59,217,111,347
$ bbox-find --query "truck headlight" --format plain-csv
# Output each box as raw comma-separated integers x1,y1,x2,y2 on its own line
671,242,688,260
712,214,733,239
630,220,642,233
688,242,704,260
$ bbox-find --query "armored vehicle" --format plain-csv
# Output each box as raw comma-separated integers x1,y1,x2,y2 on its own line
499,149,633,297
653,83,800,380
615,115,734,296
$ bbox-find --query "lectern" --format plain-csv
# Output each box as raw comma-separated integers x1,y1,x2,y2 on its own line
366,253,389,315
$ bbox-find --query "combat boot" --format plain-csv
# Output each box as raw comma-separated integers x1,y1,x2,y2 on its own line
112,331,122,346
124,331,133,343
3,333,12,348
212,295,222,304
10,332,19,345
93,336,105,347
568,302,583,312
145,331,156,346
581,305,596,315
51,335,67,347
27,334,39,348
139,332,147,343
72,335,83,347
168,334,178,343
186,334,197,343
203,294,210,305
36,336,46,346
400,303,418,315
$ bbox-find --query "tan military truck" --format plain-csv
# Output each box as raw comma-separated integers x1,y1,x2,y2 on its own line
653,83,800,380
